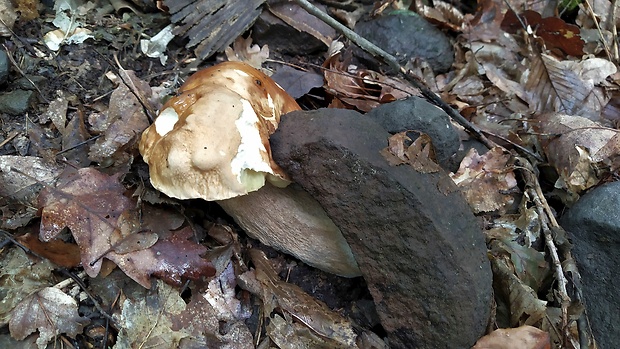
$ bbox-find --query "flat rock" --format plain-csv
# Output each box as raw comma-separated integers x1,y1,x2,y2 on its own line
0,89,34,115
365,96,460,169
560,182,620,348
271,108,492,349
355,10,454,73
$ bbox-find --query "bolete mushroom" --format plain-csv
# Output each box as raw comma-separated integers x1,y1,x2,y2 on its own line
139,62,360,277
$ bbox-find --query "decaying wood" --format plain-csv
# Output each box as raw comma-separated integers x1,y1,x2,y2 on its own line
164,0,265,60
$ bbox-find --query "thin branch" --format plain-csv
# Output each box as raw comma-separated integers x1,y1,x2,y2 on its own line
291,0,497,149
2,44,50,104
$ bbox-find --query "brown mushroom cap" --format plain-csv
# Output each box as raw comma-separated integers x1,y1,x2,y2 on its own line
139,62,300,200
140,62,361,277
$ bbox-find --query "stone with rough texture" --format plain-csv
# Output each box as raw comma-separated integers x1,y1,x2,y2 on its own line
355,10,454,73
560,182,620,349
366,96,460,169
271,108,492,349
0,49,8,86
0,90,34,115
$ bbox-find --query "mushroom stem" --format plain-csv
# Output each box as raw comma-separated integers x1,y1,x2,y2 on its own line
217,182,361,277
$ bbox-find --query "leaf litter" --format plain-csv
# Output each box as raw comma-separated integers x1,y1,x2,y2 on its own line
0,0,617,347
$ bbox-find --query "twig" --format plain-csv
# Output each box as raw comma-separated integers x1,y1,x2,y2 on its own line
291,0,497,149
113,53,158,123
57,269,119,326
2,44,50,104
612,0,619,63
515,157,572,346
55,135,102,155
584,0,613,63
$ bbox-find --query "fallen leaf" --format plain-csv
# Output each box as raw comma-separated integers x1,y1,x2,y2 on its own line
114,280,189,348
248,249,358,348
39,92,68,133
501,10,584,56
413,0,465,32
16,232,81,268
464,0,505,42
170,264,253,348
267,1,335,47
0,156,63,204
381,131,441,173
224,35,270,70
38,167,133,277
450,147,518,213
271,65,324,99
62,110,91,167
324,53,417,112
535,113,620,198
88,70,151,166
490,251,548,327
524,54,616,121
38,167,216,287
0,248,55,326
147,226,216,286
9,287,90,349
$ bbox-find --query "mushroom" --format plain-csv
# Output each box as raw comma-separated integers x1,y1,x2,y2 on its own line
139,62,360,277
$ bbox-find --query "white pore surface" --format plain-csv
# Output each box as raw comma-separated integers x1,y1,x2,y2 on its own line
154,107,179,136
230,99,274,184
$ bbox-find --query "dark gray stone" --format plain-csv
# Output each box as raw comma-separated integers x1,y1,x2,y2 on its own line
355,10,454,73
0,49,8,86
560,182,620,349
14,76,46,90
271,109,492,349
0,89,34,115
365,96,460,169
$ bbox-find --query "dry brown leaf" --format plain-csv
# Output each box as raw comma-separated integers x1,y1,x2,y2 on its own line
147,226,216,286
38,167,133,277
381,132,441,173
324,53,417,112
489,251,548,327
463,0,506,42
524,54,616,121
224,35,270,70
16,233,81,268
114,280,189,348
0,248,56,327
62,110,91,167
450,147,518,213
37,167,215,287
88,70,151,165
169,264,253,348
472,325,551,349
268,1,335,47
248,249,358,348
413,0,465,32
9,287,89,349
0,156,63,204
501,10,584,57
116,276,252,349
39,92,68,133
535,113,620,197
